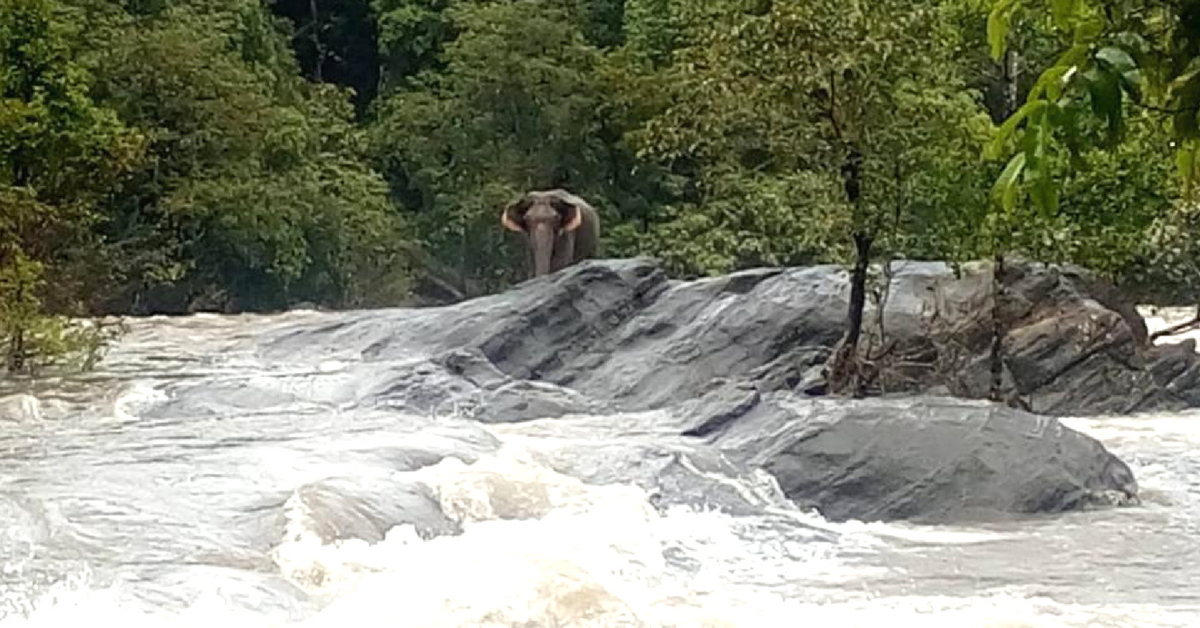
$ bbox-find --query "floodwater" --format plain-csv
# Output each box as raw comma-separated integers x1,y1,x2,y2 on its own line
0,305,1197,627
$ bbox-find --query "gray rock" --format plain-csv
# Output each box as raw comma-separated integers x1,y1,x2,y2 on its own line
476,379,609,424
345,256,1195,417
249,257,1160,522
683,392,1139,523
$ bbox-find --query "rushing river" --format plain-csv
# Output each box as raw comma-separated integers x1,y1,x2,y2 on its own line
0,306,1198,627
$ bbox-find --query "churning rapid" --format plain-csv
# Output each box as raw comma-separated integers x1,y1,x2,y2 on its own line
1,304,1199,627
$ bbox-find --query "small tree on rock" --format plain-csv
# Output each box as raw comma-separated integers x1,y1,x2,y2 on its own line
632,0,994,395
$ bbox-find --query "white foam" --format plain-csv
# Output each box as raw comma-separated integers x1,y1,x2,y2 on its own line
255,442,830,626
5,581,1195,628
834,519,1014,545
743,594,1200,628
316,361,346,374
259,443,1107,628
0,394,42,424
111,383,169,421
1062,411,1200,442
4,407,1196,627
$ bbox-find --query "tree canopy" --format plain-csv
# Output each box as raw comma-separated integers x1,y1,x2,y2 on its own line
1,0,1195,373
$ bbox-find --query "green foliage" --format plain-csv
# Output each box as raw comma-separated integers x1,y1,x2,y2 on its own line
2,0,1197,372
371,0,658,289
632,169,852,277
578,0,626,48
0,0,414,347
78,1,413,312
1,0,140,371
981,0,1200,299
0,249,120,375
270,0,382,114
360,0,1182,297
1051,118,1172,275
985,0,1192,205
373,0,455,90
630,0,995,265
622,0,678,66
1131,203,1200,303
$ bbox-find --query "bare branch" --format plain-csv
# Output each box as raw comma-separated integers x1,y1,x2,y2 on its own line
1149,304,1200,341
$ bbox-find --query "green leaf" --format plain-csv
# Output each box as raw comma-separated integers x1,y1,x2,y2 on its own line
1074,14,1105,44
1029,45,1088,102
1095,46,1137,75
1032,66,1073,101
1055,43,1091,70
1027,116,1058,214
1033,106,1053,166
1113,32,1150,58
1095,46,1144,101
1050,0,1078,29
987,11,1008,60
986,100,1046,160
992,152,1027,212
1119,69,1144,101
1050,99,1085,165
1083,67,1123,142
987,0,1024,60
1028,174,1058,214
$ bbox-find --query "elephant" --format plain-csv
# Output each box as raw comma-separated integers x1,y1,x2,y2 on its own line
501,188,601,278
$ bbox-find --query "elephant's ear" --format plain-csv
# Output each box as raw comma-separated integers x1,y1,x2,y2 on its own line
501,198,528,232
558,201,584,232
546,189,591,232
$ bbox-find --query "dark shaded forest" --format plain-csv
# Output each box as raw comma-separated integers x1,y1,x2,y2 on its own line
3,0,1200,373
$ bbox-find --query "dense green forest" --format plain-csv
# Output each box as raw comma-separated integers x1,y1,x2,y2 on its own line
3,0,1200,373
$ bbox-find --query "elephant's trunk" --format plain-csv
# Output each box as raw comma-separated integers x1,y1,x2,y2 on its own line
531,223,556,277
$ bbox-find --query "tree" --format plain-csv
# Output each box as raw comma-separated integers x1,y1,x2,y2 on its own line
0,0,141,372
984,0,1200,346
271,0,382,115
75,1,413,313
985,0,1198,208
632,0,994,394
371,0,639,291
371,0,462,93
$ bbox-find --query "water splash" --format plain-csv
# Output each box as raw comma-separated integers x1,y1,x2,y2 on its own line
1,310,1198,627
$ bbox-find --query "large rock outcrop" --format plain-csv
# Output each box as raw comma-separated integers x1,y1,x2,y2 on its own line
241,257,1154,523
678,392,1137,522
273,256,1200,417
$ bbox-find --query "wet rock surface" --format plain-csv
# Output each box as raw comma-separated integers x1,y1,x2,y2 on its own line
231,257,1158,523
678,393,1139,523
266,256,1199,417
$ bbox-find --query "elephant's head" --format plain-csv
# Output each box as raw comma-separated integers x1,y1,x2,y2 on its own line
501,190,586,277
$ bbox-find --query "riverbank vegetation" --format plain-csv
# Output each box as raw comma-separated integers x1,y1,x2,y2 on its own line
2,0,1199,374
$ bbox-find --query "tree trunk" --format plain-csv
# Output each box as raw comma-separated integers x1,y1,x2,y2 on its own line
988,251,1005,402
309,0,326,82
987,49,1019,403
6,275,27,373
845,232,872,358
828,230,874,397
7,328,25,373
1002,49,1020,119
824,147,872,396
